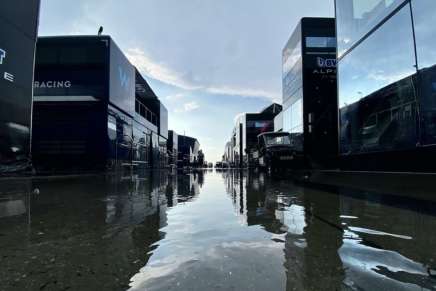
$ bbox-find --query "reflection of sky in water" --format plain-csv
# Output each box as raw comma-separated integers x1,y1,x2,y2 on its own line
348,226,412,240
141,172,436,291
279,205,306,235
3,172,436,290
129,178,287,291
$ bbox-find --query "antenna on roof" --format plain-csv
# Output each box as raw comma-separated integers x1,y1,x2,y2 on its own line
98,26,103,36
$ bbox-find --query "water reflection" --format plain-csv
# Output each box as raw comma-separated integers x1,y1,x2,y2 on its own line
224,171,344,290
224,171,436,290
0,171,203,291
130,170,287,291
1,171,436,290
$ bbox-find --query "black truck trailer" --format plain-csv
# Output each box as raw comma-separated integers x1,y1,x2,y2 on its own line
0,0,40,173
32,36,167,172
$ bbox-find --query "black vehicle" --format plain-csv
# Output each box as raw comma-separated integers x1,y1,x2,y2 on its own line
253,132,303,172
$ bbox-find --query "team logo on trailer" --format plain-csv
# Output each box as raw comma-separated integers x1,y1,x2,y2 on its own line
118,66,130,89
0,48,14,83
0,49,5,65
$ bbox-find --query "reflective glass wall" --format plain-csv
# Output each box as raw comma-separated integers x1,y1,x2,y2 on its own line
282,18,337,164
283,97,303,134
412,0,436,145
335,0,406,57
282,22,303,138
336,0,436,156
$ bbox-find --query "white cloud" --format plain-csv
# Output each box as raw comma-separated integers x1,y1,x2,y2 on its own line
367,70,413,84
165,93,185,101
126,48,201,91
175,101,200,113
184,101,200,112
126,47,280,102
206,86,281,102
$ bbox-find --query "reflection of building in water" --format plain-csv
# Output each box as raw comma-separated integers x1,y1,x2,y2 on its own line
0,179,31,219
337,189,436,289
0,173,170,290
244,172,288,234
223,170,247,219
224,171,436,289
0,171,208,290
165,172,178,208
104,173,167,227
224,172,345,289
175,171,204,203
294,188,344,290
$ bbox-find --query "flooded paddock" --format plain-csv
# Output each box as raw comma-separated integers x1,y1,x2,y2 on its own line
1,170,436,290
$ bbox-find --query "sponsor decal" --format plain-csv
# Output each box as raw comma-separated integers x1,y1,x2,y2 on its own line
0,48,15,83
34,81,72,88
4,72,14,82
317,57,337,68
136,84,146,94
312,68,336,75
313,58,336,75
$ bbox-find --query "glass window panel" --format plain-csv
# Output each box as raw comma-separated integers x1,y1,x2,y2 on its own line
336,0,406,57
412,0,436,145
283,59,303,104
338,5,418,154
305,37,336,48
283,41,301,76
413,0,436,69
265,135,291,145
139,104,145,117
283,98,303,134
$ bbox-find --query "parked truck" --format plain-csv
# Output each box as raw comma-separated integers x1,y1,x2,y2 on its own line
253,132,303,172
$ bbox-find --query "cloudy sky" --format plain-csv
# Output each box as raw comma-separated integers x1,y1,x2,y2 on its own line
38,0,333,162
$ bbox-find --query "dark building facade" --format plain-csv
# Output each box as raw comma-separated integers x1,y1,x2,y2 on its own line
135,70,168,168
32,36,167,171
167,130,178,166
282,18,338,168
0,0,40,173
336,0,436,171
231,103,282,168
177,135,200,167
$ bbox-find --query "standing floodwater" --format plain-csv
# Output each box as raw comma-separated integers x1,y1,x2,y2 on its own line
1,171,436,290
